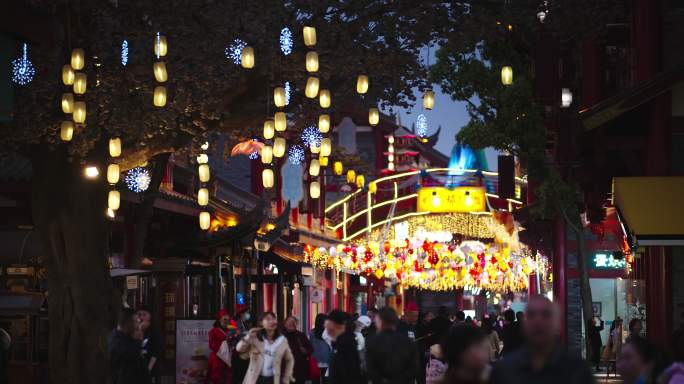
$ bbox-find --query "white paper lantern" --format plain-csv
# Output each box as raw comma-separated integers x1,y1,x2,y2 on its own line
109,138,122,157
196,154,209,164
309,159,320,176
261,145,273,164
274,87,286,108
306,51,319,72
357,75,369,94
153,86,167,107
199,211,211,230
154,35,168,57
273,138,286,158
501,66,513,85
274,112,287,132
60,121,74,141
197,188,209,206
423,90,435,110
368,108,379,126
108,190,121,211
62,65,75,85
561,88,573,108
61,93,74,114
318,114,330,133
198,164,210,182
107,164,120,184
319,89,331,108
73,102,86,123
262,169,274,188
73,72,87,95
320,138,331,157
310,142,320,154
305,76,319,98
241,46,255,69
303,26,317,47
71,48,85,70
310,181,321,199
263,120,275,139
153,61,168,82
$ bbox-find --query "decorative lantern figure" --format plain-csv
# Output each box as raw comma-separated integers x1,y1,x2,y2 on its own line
73,72,87,94
303,26,317,47
346,169,356,184
108,190,121,211
199,211,211,230
71,49,85,70
61,93,74,113
261,145,273,164
501,66,513,85
72,102,86,123
357,75,369,94
197,188,209,206
273,138,286,158
263,120,275,139
154,35,168,57
334,161,343,176
60,121,74,142
310,181,321,199
320,138,331,157
319,155,329,167
369,182,377,194
319,89,331,108
318,114,330,133
62,65,75,85
356,175,365,188
153,62,168,82
241,46,254,68
305,76,319,98
153,86,167,107
109,138,122,157
196,154,209,164
306,51,319,72
107,164,120,184
309,159,320,176
368,108,380,126
274,87,286,108
274,112,287,132
561,88,573,108
198,164,210,182
423,90,435,110
262,169,274,188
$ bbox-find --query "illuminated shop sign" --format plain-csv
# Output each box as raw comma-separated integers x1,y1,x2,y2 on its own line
591,252,627,270
417,186,486,213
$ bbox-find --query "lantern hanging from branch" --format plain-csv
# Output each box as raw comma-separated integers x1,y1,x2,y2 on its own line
273,138,286,158
274,112,287,132
261,145,273,164
318,114,330,133
241,46,254,68
198,164,210,182
108,190,121,211
357,75,369,94
62,65,75,85
501,66,513,85
368,108,379,126
305,77,319,98
310,181,321,199
334,161,343,176
61,93,74,113
319,89,331,108
309,159,320,176
346,169,356,184
263,120,275,139
72,102,86,123
109,138,122,157
71,49,85,70
107,164,120,184
154,35,168,57
274,87,286,108
197,188,209,206
199,211,211,230
306,51,319,72
73,72,87,94
262,169,274,188
303,26,317,46
60,121,74,141
153,62,168,82
320,138,331,157
423,90,435,110
153,86,167,107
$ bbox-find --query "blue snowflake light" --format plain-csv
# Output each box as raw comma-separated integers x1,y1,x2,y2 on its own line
225,38,247,65
121,40,129,66
249,150,259,160
124,167,151,193
284,81,291,106
301,125,322,148
288,145,305,165
280,27,293,55
12,43,35,86
416,114,428,137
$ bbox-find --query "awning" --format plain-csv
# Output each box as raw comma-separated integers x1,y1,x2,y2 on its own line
612,177,684,246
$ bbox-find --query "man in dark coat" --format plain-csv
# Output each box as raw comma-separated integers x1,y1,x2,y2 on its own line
326,310,362,384
366,307,419,384
428,306,452,346
108,308,147,384
500,309,524,356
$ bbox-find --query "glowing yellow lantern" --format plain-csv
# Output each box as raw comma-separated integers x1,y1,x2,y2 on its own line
72,102,86,123
263,120,275,139
108,190,120,211
310,142,320,154
357,75,369,94
73,72,87,94
274,87,286,108
501,66,513,85
356,175,365,188
197,188,209,206
303,26,317,46
306,51,319,72
305,76,319,98
71,48,85,70
309,159,320,176
318,114,330,133
199,211,211,230
423,90,435,110
153,62,168,82
241,46,255,68
196,154,208,164
368,108,379,126
310,181,320,199
154,35,168,57
153,86,167,107
261,145,273,164
109,138,122,157
319,89,331,108
320,138,331,157
198,164,210,182
346,169,356,183
61,93,74,113
369,182,377,194
60,121,74,142
273,138,286,158
274,112,287,132
334,161,343,176
107,164,120,184
262,169,274,188
319,155,329,167
62,65,75,85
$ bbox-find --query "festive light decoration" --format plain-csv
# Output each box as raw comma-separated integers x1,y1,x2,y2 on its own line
334,161,343,176
72,102,86,123
153,62,168,82
501,66,513,85
274,112,287,132
346,169,356,184
288,145,305,165
124,167,151,193
310,181,321,199
109,138,122,157
356,174,365,188
318,114,330,133
261,145,273,164
71,48,85,70
273,137,286,158
319,89,331,108
199,211,211,230
226,38,247,65
108,190,121,211
107,164,120,184
196,154,209,164
241,46,255,69
84,166,99,179
153,86,167,107
357,75,369,94
61,93,74,114
154,33,168,58
249,150,259,160
274,87,286,108
198,164,210,182
305,76,320,98
320,138,332,157
197,188,209,206
310,142,320,154
561,88,573,108
416,114,428,137
301,125,322,148
262,169,274,188
62,65,75,85
369,108,380,126
121,40,129,66
284,81,291,106
309,159,320,176
11,43,35,86
280,27,293,55
306,51,319,72
319,155,329,167
263,120,275,140
303,26,317,46
60,121,74,142
73,72,87,94
423,90,435,110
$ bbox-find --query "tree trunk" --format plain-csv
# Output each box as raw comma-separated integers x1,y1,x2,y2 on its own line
31,148,120,384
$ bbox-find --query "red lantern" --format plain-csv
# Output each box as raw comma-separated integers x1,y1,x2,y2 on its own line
364,249,374,263
428,252,439,265
414,260,422,272
384,241,391,254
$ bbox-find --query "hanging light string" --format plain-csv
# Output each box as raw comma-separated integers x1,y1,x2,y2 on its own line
153,32,168,107
11,43,35,86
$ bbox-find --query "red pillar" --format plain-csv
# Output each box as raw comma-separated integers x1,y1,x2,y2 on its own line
644,247,673,350
553,217,567,344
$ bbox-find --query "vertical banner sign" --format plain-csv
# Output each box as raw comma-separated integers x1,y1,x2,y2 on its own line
175,320,214,384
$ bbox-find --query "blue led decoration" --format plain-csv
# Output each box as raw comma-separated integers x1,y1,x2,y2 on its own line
284,81,291,106
249,150,259,160
416,114,428,137
301,125,322,148
11,43,35,86
121,40,129,66
288,145,305,165
225,38,247,65
280,27,293,55
124,167,152,193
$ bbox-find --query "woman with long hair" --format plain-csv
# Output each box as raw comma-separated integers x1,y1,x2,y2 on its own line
439,325,491,384
309,313,332,382
236,312,294,384
206,309,237,384
605,318,624,361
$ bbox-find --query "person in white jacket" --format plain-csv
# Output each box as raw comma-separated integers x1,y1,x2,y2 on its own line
236,312,294,384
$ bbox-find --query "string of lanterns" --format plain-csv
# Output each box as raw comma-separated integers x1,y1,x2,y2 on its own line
107,137,122,216
153,32,168,107
197,141,211,230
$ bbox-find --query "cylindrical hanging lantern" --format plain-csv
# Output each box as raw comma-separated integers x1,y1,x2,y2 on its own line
153,62,168,82
388,135,395,144
197,188,209,206
273,138,286,158
153,86,167,107
73,73,87,95
274,112,287,132
310,181,321,199
198,164,210,182
241,46,255,69
72,102,86,123
319,155,329,167
263,120,275,139
199,211,211,230
334,161,343,176
501,66,513,85
71,49,85,70
388,162,395,171
388,154,394,162
108,190,121,211
357,75,369,94
107,164,120,184
368,108,380,126
303,26,317,47
62,65,75,85
320,138,331,157
274,87,286,108
356,174,365,188
154,35,168,57
318,114,330,133
369,182,377,194
306,51,319,72
262,169,274,188
388,144,394,153
423,90,435,110
60,121,74,142
346,169,356,184
305,76,319,98
109,138,122,157
310,142,320,154
309,159,320,176
196,154,209,164
561,88,573,108
61,93,74,113
319,89,331,108
261,145,273,164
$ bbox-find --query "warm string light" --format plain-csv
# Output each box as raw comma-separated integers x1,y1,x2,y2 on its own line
197,142,211,229
153,33,168,107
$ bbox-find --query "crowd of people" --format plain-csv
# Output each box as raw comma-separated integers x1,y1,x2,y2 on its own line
104,296,684,384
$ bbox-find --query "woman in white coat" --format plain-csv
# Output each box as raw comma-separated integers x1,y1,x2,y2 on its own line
236,311,294,384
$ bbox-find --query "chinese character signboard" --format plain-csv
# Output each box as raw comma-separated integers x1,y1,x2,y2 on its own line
175,319,214,384
417,186,486,213
590,251,627,270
